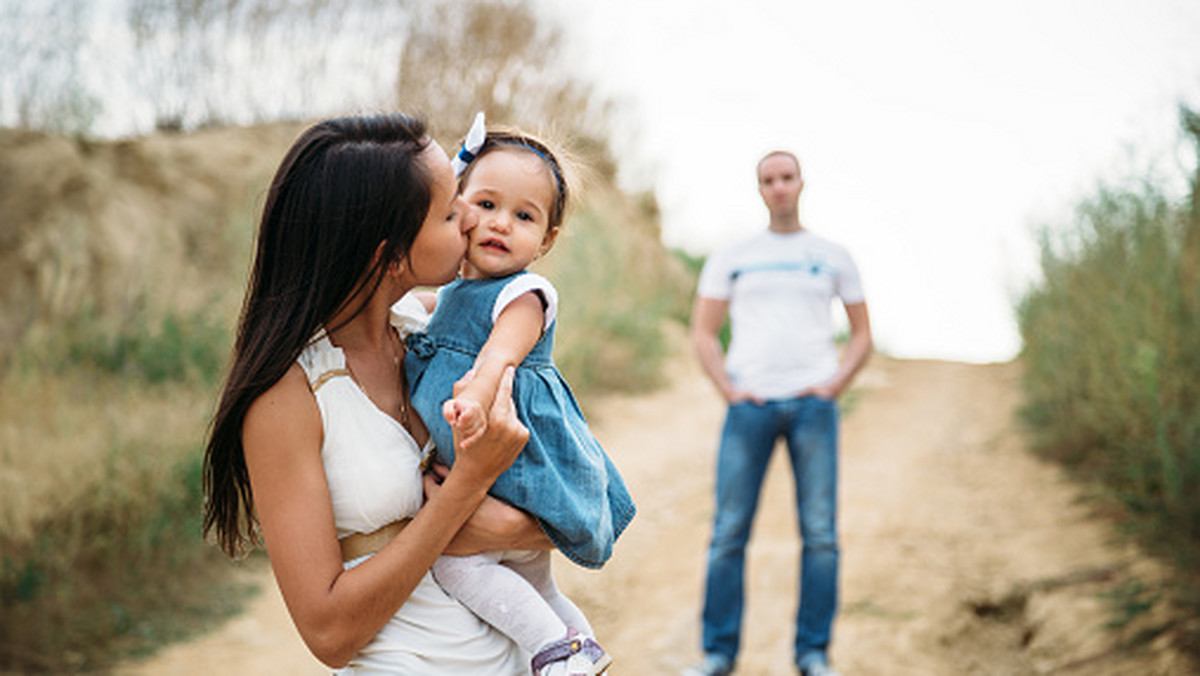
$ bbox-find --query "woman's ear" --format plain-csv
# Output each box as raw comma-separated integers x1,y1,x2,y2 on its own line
376,240,408,277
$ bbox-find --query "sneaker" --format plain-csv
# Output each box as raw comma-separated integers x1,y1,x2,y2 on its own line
532,631,612,676
800,664,841,676
681,654,734,676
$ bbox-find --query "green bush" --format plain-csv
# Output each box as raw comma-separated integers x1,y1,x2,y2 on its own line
1017,107,1200,657
546,195,695,395
0,449,252,672
18,308,230,386
1018,182,1199,554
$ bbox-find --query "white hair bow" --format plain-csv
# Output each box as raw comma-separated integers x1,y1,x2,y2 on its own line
451,111,486,177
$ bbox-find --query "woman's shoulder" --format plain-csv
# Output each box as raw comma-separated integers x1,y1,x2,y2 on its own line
243,364,322,460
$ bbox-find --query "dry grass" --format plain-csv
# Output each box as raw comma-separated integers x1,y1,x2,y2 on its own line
0,368,213,540
537,187,693,395
0,360,244,671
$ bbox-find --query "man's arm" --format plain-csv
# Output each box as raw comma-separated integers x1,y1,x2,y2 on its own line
809,301,872,399
691,295,758,404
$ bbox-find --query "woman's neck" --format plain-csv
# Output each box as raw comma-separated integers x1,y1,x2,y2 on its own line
327,308,389,351
326,280,408,350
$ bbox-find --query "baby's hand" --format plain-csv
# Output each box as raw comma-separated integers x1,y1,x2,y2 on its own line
444,396,487,450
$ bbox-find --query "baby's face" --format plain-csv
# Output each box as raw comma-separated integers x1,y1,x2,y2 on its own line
459,148,558,280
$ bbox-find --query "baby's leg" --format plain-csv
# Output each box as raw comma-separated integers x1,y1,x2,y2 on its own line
503,550,594,637
432,552,566,653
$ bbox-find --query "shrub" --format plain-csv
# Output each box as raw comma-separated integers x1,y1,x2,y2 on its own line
17,308,229,386
1016,105,1200,658
0,450,252,672
540,190,695,395
1019,182,1199,559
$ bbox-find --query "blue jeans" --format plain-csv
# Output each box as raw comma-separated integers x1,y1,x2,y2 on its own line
701,396,840,668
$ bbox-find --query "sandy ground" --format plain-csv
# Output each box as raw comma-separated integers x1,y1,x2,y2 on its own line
118,350,1188,675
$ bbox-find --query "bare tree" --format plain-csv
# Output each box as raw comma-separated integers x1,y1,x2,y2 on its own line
0,0,611,147
0,0,100,135
124,0,414,132
395,0,612,161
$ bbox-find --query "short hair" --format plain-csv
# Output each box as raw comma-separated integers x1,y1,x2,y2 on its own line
757,150,801,177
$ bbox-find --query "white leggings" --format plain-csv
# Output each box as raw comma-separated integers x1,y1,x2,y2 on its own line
432,549,593,653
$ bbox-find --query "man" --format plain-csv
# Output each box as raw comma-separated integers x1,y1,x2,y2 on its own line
684,151,872,676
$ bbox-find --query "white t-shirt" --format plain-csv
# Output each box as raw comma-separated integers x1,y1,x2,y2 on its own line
697,229,865,400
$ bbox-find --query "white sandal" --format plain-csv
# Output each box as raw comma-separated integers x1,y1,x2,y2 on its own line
530,630,612,676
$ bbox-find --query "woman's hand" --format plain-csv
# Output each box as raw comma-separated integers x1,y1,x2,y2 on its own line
423,465,552,554
445,365,528,485
443,395,487,450
422,365,546,554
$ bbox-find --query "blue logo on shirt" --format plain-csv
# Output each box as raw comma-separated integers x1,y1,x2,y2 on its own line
731,258,829,280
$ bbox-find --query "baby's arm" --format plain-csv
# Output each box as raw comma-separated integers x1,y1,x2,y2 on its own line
444,291,545,449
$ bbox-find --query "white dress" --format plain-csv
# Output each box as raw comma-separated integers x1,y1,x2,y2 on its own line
296,294,529,675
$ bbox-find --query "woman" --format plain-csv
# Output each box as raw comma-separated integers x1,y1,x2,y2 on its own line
202,113,548,673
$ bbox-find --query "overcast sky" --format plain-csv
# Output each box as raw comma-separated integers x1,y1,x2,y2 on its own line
543,0,1200,363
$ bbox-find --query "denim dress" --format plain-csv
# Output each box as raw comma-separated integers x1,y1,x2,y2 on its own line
404,272,636,569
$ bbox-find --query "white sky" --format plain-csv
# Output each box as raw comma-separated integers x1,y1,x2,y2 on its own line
541,0,1200,363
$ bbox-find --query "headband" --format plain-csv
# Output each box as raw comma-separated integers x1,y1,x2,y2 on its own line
451,111,486,178
452,111,566,210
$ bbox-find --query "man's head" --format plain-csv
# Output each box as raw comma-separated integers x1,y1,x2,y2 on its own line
757,151,804,216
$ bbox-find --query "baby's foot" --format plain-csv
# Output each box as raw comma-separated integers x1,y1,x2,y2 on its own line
532,631,612,676
443,396,487,448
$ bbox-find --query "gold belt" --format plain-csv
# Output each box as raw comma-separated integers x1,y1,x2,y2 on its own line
339,519,411,562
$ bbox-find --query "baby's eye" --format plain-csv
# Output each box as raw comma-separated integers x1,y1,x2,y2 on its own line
477,199,495,210
517,210,534,222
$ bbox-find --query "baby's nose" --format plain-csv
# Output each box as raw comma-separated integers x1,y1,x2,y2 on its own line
489,212,511,229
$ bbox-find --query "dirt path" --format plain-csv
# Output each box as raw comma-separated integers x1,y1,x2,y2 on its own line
119,351,1187,675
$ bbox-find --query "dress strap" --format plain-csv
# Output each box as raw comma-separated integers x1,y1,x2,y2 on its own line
311,368,352,392
298,331,351,391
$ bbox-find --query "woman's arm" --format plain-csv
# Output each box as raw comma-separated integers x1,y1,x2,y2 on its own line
424,464,553,554
244,364,527,668
443,290,544,447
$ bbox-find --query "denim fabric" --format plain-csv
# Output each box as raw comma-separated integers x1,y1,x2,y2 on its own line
701,396,839,666
404,273,635,569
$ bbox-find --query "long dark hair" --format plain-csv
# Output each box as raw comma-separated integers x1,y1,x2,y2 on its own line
203,113,433,556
